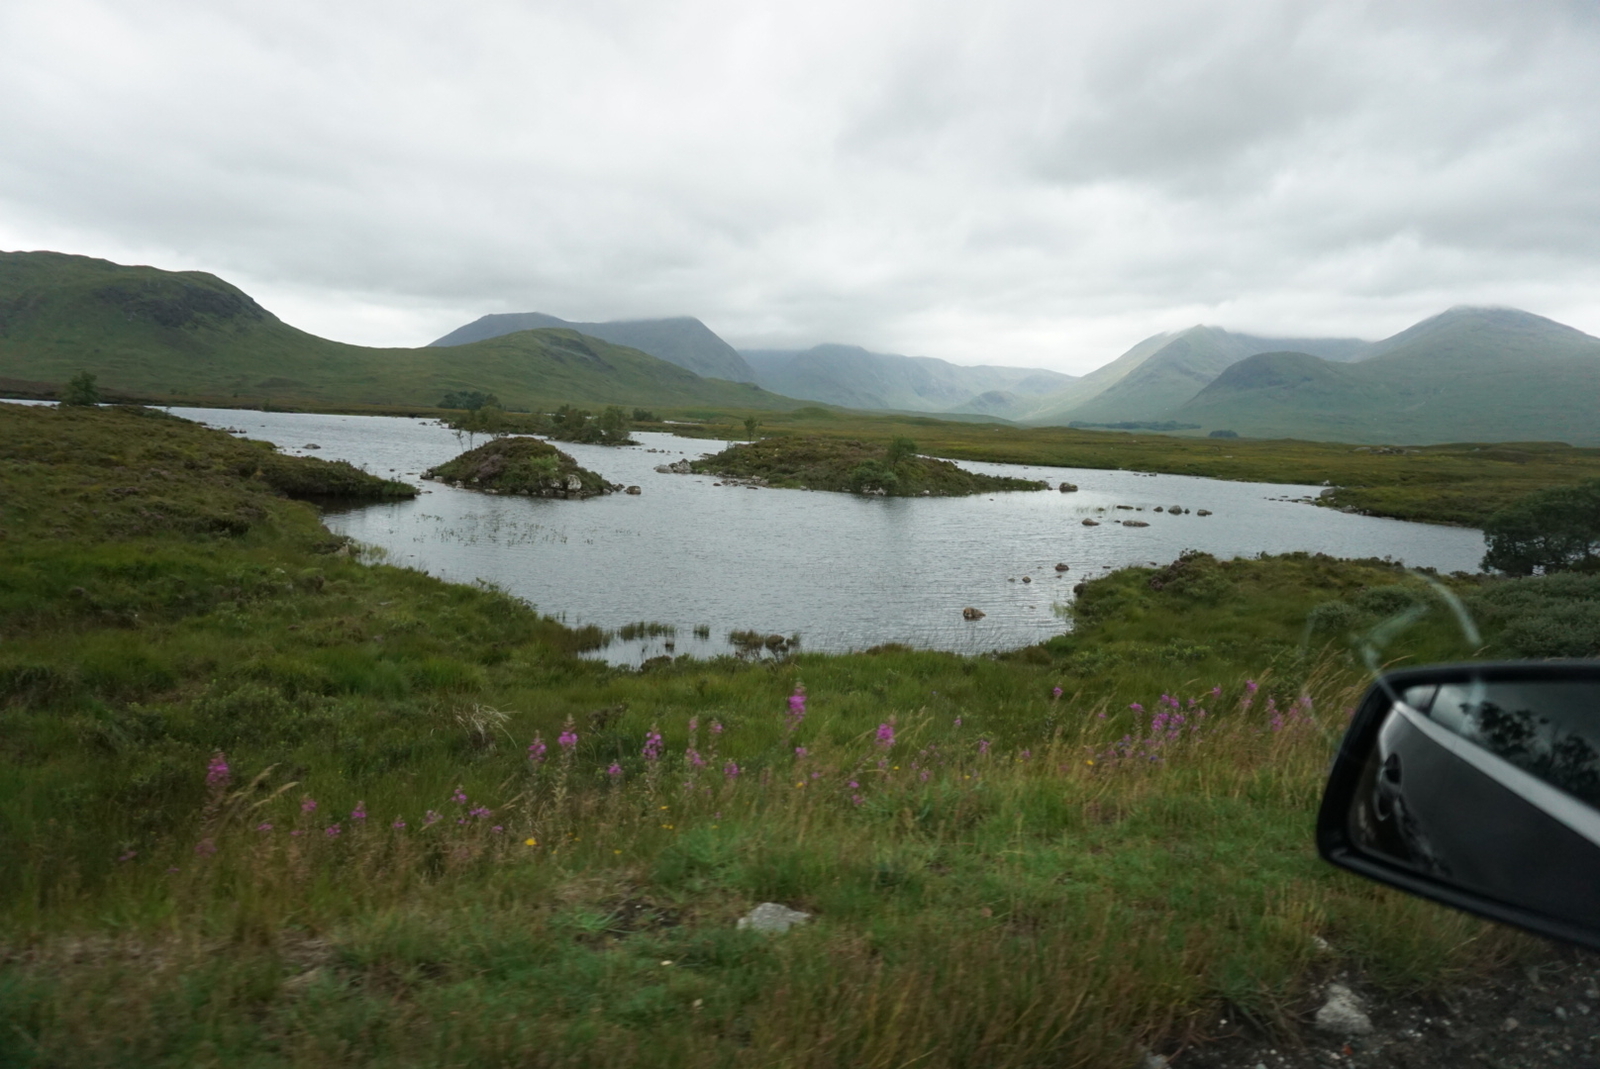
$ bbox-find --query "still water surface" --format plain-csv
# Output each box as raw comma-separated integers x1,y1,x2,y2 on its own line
168,408,1487,665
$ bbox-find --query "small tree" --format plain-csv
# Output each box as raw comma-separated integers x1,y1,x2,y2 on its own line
598,406,630,444
743,416,761,442
885,437,917,466
61,371,100,407
1482,479,1600,575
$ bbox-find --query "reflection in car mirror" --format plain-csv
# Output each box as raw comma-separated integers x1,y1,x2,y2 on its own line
1318,661,1600,950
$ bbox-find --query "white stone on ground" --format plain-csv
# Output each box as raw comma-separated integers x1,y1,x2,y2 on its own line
736,902,811,933
1314,982,1374,1035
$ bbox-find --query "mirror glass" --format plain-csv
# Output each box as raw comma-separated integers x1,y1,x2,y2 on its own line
1346,676,1600,924
1405,679,1600,807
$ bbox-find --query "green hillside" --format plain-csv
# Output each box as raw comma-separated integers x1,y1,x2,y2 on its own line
1178,309,1600,445
432,312,758,383
0,251,799,412
1018,326,1367,425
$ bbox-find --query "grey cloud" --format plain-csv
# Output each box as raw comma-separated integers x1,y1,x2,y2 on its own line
1,0,1599,371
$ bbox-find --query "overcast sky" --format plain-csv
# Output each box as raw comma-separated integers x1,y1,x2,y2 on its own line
3,0,1599,372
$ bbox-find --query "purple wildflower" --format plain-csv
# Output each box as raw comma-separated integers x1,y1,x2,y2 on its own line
256,822,273,832
469,806,493,818
424,809,442,826
351,802,367,823
1246,680,1259,694
451,787,468,805
723,761,741,780
527,734,548,764
978,738,991,755
301,797,318,814
392,819,407,830
558,730,578,750
686,747,706,768
794,746,808,758
608,762,623,778
875,722,895,748
1129,702,1144,713
326,824,341,839
642,731,663,762
953,717,962,728
710,720,723,735
1051,686,1063,700
850,794,864,806
205,751,230,789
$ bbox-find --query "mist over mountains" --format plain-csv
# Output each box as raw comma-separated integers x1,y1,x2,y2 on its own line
4,250,1599,446
435,303,1600,445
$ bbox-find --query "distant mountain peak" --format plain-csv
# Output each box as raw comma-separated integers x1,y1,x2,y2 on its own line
430,312,756,383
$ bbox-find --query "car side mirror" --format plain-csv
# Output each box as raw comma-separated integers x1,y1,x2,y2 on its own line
1318,661,1600,950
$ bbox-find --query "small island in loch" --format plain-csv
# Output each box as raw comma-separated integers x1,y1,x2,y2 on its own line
688,435,1049,496
423,436,621,498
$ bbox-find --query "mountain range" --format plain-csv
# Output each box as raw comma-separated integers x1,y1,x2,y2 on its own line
1003,307,1600,444
4,249,1599,446
431,313,756,383
433,316,1078,417
0,252,797,413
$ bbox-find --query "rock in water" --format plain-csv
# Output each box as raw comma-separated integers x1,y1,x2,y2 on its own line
737,902,811,933
1081,519,1099,527
625,485,641,495
1122,520,1150,528
1058,482,1078,492
962,607,986,620
1313,983,1374,1036
1054,562,1069,571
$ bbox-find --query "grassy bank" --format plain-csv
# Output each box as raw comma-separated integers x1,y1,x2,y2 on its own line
688,435,1048,496
665,408,1600,527
3,403,1576,1068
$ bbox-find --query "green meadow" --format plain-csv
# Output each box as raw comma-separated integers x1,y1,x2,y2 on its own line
4,402,1591,1068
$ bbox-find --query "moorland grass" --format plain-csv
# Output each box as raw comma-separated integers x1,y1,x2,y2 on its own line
0,403,1567,1068
662,408,1600,528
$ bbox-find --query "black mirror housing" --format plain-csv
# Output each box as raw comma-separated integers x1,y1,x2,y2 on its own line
1318,661,1600,950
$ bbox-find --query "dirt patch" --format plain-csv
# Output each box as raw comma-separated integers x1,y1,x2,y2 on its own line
1172,950,1600,1069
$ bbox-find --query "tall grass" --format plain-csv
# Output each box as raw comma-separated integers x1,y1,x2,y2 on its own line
0,405,1551,1067
1,660,1532,1067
